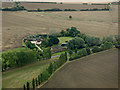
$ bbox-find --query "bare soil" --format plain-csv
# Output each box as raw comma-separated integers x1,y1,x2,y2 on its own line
42,48,118,88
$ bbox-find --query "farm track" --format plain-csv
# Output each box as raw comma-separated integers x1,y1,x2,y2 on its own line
42,48,118,88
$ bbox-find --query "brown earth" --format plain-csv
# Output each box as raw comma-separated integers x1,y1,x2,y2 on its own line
2,5,118,51
2,2,16,8
42,48,118,88
20,2,106,10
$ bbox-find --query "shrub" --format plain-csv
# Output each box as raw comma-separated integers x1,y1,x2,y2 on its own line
24,84,26,90
69,50,73,55
86,48,91,55
92,46,103,53
67,37,85,50
26,82,30,90
42,70,50,81
40,73,43,83
48,63,53,75
69,15,72,19
77,50,83,56
85,36,100,46
38,75,40,85
32,78,35,89
81,48,87,56
102,35,113,43
114,35,119,41
115,41,120,49
75,48,78,54
35,78,38,86
37,8,42,11
69,54,81,61
101,41,113,50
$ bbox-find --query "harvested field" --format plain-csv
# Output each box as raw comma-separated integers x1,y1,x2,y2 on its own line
2,5,118,51
2,2,16,8
42,48,118,88
20,2,106,10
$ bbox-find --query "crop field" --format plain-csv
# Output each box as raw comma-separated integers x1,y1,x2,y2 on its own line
2,58,57,88
20,2,106,10
2,4,118,51
2,2,16,8
42,48,118,88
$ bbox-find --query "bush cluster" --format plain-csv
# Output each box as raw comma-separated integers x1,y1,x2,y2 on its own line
69,48,89,61
2,48,51,71
41,35,59,47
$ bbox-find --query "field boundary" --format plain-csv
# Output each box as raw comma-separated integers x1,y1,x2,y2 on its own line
38,60,68,88
39,47,116,88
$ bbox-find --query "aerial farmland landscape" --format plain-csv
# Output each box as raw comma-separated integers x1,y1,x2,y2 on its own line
1,0,119,89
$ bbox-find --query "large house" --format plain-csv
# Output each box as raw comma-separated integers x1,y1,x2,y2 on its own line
26,37,43,45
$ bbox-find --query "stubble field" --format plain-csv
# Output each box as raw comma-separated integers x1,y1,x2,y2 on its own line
2,5,118,51
20,2,106,10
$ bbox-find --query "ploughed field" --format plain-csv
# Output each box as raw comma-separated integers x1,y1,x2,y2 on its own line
42,48,118,88
2,5,118,51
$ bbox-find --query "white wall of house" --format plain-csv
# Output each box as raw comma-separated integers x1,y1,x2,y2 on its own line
36,41,42,45
31,41,42,45
31,41,37,44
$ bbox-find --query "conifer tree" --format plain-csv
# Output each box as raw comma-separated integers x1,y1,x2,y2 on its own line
32,78,35,89
26,82,30,90
35,78,38,87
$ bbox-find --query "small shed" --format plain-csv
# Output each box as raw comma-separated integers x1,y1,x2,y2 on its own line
61,43,67,46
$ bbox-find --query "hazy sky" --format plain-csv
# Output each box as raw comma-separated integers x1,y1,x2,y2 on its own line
22,0,119,2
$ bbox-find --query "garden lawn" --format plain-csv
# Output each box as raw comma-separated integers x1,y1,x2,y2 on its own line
58,37,73,44
2,58,57,88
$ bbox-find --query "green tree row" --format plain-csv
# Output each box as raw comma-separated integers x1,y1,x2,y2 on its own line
69,41,113,61
24,52,67,89
2,48,51,71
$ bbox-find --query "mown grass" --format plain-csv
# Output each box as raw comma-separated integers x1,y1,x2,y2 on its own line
2,58,57,88
2,47,28,53
58,37,73,44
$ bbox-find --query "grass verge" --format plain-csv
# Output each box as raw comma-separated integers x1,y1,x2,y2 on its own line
2,58,57,88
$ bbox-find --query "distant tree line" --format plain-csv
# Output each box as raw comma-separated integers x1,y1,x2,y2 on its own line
27,7,109,12
80,8,109,11
2,5,26,11
24,52,67,89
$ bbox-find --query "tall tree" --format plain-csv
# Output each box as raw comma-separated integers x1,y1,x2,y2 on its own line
35,78,38,87
24,84,26,90
26,82,30,90
48,63,53,75
32,78,35,89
